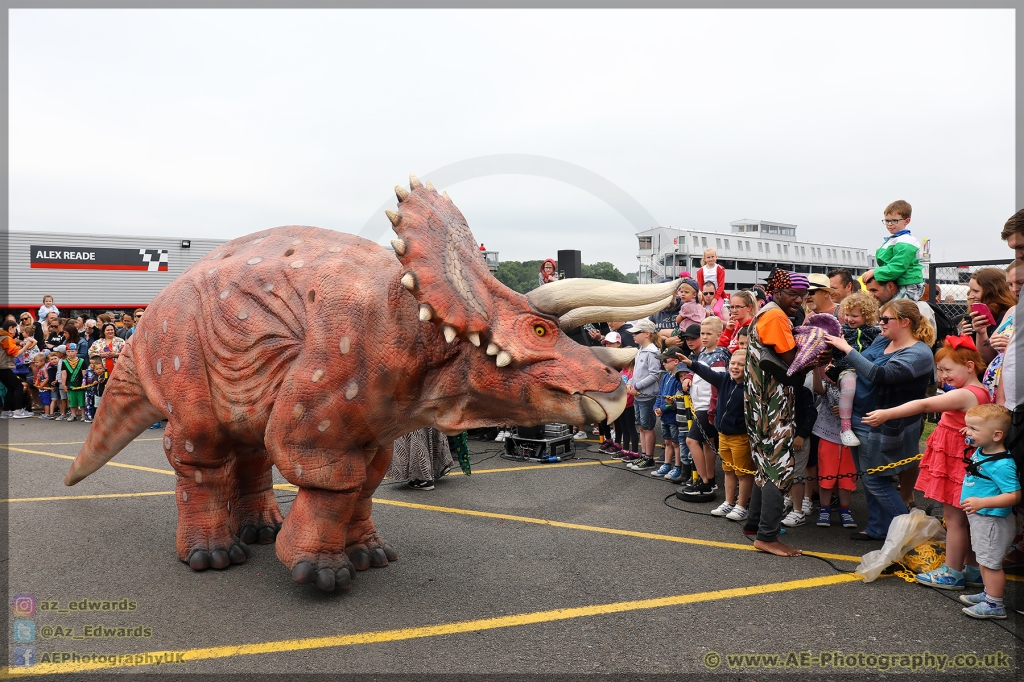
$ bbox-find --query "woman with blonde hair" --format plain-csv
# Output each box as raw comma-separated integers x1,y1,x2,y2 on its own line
824,298,935,540
696,248,726,301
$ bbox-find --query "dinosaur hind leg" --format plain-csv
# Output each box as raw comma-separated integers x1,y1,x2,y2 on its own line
228,446,284,546
345,443,398,571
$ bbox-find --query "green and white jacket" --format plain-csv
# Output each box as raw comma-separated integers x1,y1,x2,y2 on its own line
874,231,923,286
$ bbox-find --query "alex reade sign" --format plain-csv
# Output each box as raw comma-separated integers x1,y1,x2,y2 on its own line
31,246,169,272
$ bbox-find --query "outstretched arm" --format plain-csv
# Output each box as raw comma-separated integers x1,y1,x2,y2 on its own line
862,387,982,426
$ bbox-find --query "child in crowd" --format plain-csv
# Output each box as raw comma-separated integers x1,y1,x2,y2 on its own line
674,278,706,333
678,348,751,520
61,344,86,422
32,355,51,419
81,357,104,423
958,404,1020,619
651,350,684,482
736,327,749,351
679,317,730,497
810,366,858,528
862,199,924,302
613,361,640,461
47,348,65,420
696,248,726,300
37,295,59,323
825,292,880,447
863,335,991,590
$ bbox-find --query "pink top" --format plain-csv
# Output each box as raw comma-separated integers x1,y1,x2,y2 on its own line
938,385,992,431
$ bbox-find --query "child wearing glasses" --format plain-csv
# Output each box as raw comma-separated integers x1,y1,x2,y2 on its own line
861,335,991,592
823,292,880,447
861,199,924,302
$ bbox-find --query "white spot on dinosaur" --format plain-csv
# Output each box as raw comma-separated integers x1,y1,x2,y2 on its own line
252,237,265,244
329,246,342,252
339,337,351,354
163,436,171,450
311,369,324,383
247,257,263,265
174,356,181,371
181,490,188,502
184,440,194,453
345,382,359,400
166,402,173,414
293,403,305,419
207,267,218,276
262,282,274,293
290,260,304,269
163,319,168,333
219,290,230,300
237,310,249,321
156,359,162,375
195,470,203,483
292,239,303,245
318,419,330,432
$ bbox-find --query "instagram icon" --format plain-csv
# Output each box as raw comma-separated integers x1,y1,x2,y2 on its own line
12,595,35,617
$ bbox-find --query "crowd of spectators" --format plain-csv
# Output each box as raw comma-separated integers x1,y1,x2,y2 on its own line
579,202,1024,620
0,302,144,422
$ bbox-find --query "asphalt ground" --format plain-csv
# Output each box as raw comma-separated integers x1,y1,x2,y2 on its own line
3,418,1023,680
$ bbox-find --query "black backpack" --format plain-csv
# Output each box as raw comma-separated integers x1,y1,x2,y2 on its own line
925,302,955,349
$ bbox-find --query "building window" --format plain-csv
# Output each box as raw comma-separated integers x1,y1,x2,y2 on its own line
800,246,805,256
724,239,730,250
692,236,699,247
745,241,750,250
757,242,763,252
776,244,781,253
638,236,652,250
784,244,789,254
716,238,722,249
701,237,707,247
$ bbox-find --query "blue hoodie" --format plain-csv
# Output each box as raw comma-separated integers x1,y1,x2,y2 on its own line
653,371,683,424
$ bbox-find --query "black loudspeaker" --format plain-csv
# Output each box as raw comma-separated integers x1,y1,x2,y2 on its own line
558,250,582,279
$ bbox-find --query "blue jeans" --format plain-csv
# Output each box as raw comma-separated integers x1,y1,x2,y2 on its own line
661,421,679,442
634,400,655,430
677,435,692,464
851,426,908,538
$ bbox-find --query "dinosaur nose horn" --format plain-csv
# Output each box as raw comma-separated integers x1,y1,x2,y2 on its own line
581,383,628,424
557,296,675,332
526,278,682,317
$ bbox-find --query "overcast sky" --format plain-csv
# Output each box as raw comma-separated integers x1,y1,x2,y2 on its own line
9,8,1015,274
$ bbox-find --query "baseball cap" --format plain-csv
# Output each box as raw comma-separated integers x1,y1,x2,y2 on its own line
627,319,657,335
656,348,683,361
53,345,67,353
681,324,702,339
602,331,622,345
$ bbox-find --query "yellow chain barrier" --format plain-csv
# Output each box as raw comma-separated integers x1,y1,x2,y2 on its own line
720,453,923,480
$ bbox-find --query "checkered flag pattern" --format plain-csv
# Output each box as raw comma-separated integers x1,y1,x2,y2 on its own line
140,249,170,272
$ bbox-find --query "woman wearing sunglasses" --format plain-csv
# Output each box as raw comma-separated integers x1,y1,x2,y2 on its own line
824,299,935,541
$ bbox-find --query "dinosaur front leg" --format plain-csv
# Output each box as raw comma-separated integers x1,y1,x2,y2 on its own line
275,486,360,591
345,443,398,571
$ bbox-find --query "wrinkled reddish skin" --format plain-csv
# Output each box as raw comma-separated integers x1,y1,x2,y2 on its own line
65,184,623,589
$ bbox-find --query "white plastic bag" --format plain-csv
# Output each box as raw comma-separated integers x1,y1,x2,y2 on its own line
856,509,946,583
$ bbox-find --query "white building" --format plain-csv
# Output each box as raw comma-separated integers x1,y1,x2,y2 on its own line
636,219,875,287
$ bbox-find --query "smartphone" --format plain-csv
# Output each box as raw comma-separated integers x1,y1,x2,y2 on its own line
971,303,996,327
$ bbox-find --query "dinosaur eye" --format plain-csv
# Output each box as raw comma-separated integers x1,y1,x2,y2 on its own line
534,325,546,337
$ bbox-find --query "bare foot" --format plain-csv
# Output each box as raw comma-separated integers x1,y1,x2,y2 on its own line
754,539,802,557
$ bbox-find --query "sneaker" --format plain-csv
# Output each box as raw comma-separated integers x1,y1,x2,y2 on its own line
665,466,683,482
620,451,640,464
839,508,857,528
710,501,734,517
629,457,656,471
494,430,506,442
37,414,48,419
783,495,793,512
782,510,806,527
573,431,587,440
839,430,861,447
915,565,965,591
408,479,435,491
962,565,984,588
0,411,13,419
959,591,988,606
962,601,1007,619
66,415,77,422
651,463,672,477
801,497,813,516
679,480,702,495
82,418,93,423
695,479,718,496
726,505,748,522
54,413,66,421
148,422,162,430
816,507,832,527
12,409,33,419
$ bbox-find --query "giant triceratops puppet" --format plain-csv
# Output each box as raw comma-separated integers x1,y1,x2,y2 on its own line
65,176,679,592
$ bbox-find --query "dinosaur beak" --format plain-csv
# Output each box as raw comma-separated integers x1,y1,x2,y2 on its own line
580,383,627,424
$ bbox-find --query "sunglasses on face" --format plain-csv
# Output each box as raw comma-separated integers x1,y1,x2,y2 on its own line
878,316,898,325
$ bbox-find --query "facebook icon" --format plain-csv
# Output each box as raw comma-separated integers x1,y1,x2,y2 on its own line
13,646,35,667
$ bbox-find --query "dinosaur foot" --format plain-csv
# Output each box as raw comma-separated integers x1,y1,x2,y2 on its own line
185,540,251,571
237,521,281,545
289,554,358,593
346,533,398,571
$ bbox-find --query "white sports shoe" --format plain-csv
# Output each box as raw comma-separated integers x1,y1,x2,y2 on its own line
12,409,33,418
710,501,734,517
840,430,861,447
782,510,807,527
725,505,748,522
801,497,813,516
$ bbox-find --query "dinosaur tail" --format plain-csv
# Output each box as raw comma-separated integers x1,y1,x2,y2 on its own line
65,341,164,486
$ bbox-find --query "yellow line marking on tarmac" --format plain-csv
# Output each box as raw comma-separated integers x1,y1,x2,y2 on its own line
0,491,176,503
1,445,176,476
0,572,860,676
4,438,163,446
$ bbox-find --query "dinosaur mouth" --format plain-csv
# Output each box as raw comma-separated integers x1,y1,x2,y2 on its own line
581,383,628,424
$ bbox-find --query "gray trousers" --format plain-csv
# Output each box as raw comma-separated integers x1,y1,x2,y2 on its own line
743,479,786,543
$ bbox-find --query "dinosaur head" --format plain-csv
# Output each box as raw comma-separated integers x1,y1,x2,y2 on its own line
387,175,679,430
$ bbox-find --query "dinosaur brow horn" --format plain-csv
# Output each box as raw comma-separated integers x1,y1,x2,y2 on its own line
556,296,676,332
526,278,682,317
590,346,639,370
